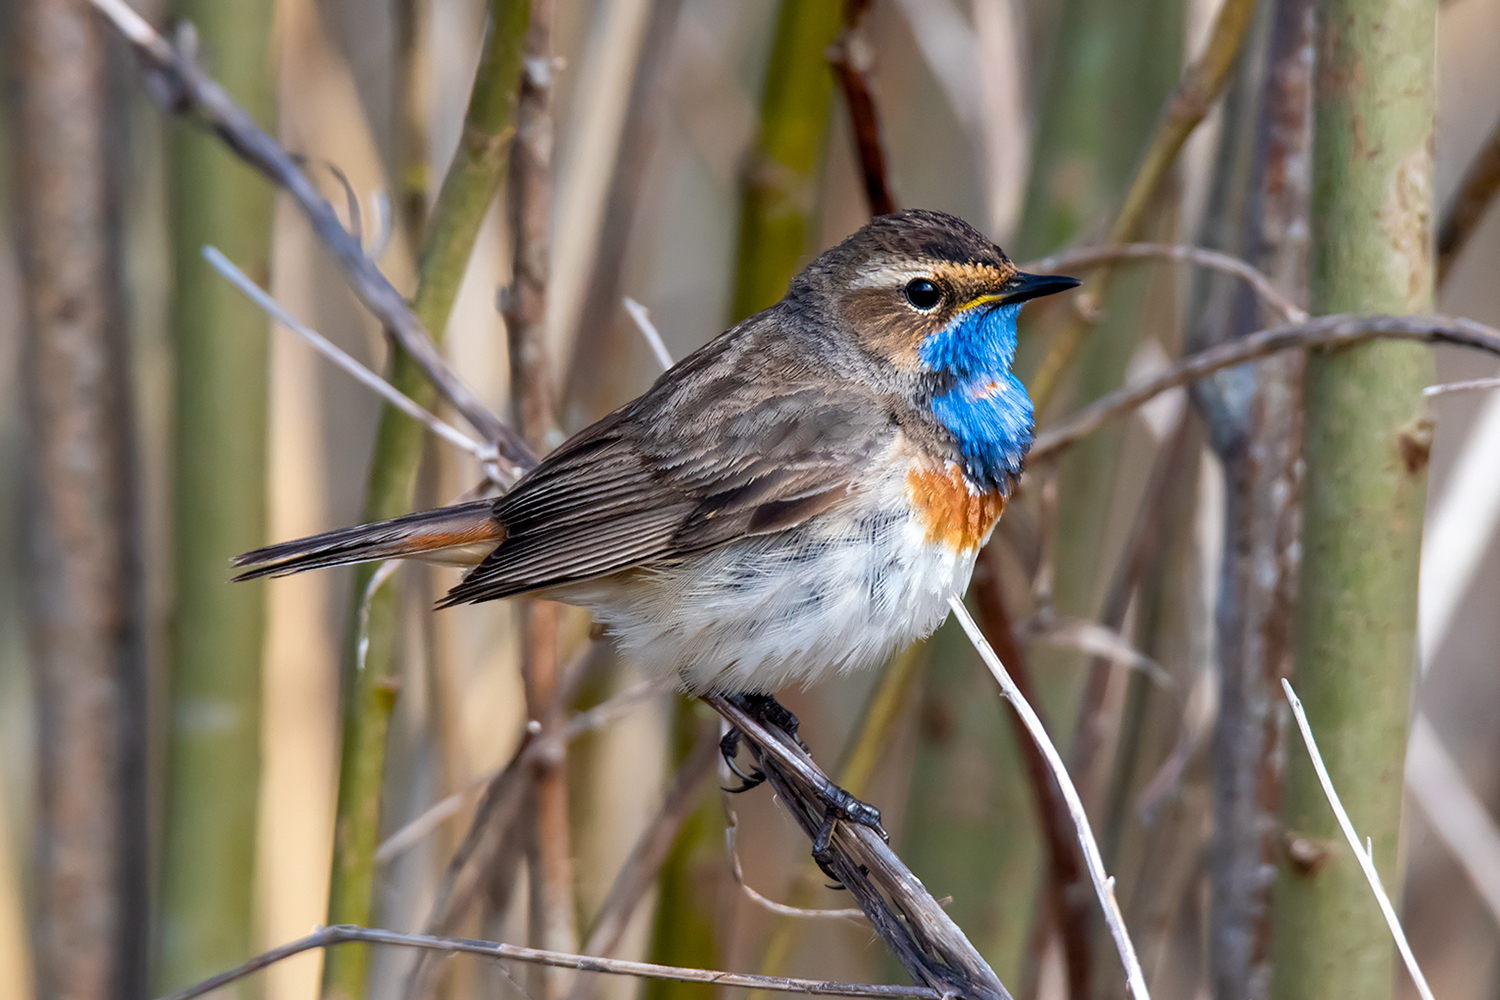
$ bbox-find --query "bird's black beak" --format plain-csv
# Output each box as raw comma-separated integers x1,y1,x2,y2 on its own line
1000,272,1081,305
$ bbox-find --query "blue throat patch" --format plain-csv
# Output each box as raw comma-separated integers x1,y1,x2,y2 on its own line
917,302,1034,492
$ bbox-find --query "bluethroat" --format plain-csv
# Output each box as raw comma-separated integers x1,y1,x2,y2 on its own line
235,210,1077,828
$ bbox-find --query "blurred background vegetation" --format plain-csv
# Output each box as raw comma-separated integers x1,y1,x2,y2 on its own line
3,0,1500,999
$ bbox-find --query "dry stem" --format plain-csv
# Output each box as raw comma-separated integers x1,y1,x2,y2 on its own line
1281,681,1435,1000
946,596,1151,1000
1437,114,1500,286
1031,312,1500,462
1020,242,1307,323
86,0,534,471
829,0,896,217
160,925,945,1000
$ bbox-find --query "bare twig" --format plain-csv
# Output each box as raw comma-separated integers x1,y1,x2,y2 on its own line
724,806,867,924
728,848,867,923
1065,410,1197,814
1281,681,1435,1000
967,552,1093,1000
1020,243,1307,323
829,0,897,217
376,683,654,865
86,0,535,472
1021,616,1171,688
1206,4,1312,991
703,693,1012,1000
203,247,492,465
405,737,537,1000
552,0,684,376
1025,0,1261,410
1030,312,1500,462
947,595,1150,1000
567,722,723,1000
1437,114,1500,287
161,925,945,1000
502,5,576,995
624,297,675,371
1424,374,1500,397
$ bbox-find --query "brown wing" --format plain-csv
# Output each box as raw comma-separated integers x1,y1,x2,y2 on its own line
439,366,896,606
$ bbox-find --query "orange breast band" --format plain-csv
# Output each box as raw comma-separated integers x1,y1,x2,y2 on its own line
906,465,1005,553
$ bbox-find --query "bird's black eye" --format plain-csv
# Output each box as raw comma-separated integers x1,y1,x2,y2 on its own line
904,277,942,311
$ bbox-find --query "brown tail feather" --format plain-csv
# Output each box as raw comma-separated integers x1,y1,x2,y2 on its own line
232,499,503,581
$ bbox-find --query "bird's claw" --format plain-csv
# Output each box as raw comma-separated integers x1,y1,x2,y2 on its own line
719,726,767,792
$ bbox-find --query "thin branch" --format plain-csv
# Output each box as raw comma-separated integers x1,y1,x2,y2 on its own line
1025,0,1261,411
829,0,897,217
203,247,493,466
568,721,723,1000
87,0,536,473
725,811,866,924
1020,615,1172,689
1019,243,1308,323
1437,113,1500,287
624,297,674,370
1424,374,1500,397
502,7,576,995
967,552,1093,1000
375,683,655,865
947,595,1150,1000
1030,312,1500,462
159,925,945,1000
1281,681,1436,1000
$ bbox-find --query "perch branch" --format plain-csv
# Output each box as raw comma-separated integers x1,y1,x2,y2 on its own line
702,693,1013,1000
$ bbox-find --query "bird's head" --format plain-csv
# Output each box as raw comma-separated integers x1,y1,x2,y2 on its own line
797,210,1079,491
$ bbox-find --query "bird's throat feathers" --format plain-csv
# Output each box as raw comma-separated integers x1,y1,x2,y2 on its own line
917,302,1034,492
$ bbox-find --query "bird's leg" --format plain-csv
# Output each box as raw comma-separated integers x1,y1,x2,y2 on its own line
731,692,808,750
725,692,886,843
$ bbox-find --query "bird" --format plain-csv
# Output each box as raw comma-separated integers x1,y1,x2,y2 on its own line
235,209,1076,835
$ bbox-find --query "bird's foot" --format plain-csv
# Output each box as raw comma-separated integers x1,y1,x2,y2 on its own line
718,726,766,793
812,781,886,852
717,691,887,862
727,692,809,751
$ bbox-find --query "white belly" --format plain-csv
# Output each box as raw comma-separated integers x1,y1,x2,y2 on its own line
556,491,983,694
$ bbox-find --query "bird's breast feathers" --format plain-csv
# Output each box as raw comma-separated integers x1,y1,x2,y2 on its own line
904,461,1006,555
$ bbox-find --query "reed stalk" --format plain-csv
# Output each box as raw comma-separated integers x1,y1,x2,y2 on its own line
1270,1,1436,997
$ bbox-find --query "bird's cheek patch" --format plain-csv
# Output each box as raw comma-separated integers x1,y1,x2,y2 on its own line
906,465,1005,553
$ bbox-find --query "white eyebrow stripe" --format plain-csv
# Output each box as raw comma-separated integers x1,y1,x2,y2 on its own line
846,259,1012,292
846,262,934,290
